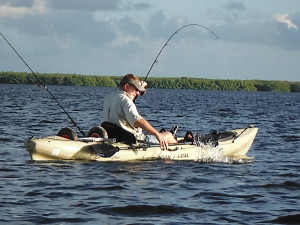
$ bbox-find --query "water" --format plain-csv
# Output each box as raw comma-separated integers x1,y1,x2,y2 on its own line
1,84,299,224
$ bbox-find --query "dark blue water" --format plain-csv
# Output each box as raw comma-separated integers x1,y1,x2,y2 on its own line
1,84,300,224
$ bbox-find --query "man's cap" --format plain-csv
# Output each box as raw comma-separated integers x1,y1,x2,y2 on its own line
120,74,146,92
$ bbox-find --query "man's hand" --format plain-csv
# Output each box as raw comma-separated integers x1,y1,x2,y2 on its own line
134,118,177,150
155,132,169,150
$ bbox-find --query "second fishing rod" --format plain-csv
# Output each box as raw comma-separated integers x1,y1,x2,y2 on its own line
144,23,219,81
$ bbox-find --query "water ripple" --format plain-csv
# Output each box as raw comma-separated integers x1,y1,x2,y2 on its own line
1,84,300,224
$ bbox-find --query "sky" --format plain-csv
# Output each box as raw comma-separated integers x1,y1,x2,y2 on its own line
0,0,299,81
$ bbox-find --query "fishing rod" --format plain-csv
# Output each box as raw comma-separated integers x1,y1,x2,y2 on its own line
144,23,219,81
0,32,86,137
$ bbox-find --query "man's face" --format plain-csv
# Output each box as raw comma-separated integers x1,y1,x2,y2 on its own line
125,83,141,99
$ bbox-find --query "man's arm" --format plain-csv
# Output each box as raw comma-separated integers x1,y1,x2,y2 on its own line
134,118,168,149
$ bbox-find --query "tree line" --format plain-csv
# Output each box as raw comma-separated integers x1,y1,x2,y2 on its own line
0,71,299,92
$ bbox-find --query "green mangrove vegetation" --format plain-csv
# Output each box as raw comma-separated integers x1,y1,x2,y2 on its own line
0,71,299,92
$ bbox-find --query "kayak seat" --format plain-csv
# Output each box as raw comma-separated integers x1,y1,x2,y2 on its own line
101,121,137,145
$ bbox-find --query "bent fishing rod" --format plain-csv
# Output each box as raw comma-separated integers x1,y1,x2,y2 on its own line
144,23,219,81
0,32,86,136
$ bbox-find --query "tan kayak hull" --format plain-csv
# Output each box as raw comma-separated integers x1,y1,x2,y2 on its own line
24,127,258,161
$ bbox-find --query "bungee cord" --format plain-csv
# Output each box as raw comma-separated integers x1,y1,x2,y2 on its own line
0,32,86,137
144,23,219,81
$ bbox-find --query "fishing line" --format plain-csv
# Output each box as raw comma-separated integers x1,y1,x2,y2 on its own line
0,32,86,137
216,39,231,80
144,23,219,81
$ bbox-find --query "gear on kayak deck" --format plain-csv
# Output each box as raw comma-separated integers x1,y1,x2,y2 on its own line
57,127,78,140
193,130,237,147
184,131,194,142
87,126,108,139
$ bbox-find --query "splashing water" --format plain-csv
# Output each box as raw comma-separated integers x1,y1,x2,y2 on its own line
224,155,255,164
194,144,226,163
193,144,254,164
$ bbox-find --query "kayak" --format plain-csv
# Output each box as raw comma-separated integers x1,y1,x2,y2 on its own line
24,125,258,162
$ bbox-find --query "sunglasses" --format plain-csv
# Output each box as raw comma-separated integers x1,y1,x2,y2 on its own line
128,83,140,92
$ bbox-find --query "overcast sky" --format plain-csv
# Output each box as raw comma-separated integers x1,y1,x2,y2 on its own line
0,0,299,81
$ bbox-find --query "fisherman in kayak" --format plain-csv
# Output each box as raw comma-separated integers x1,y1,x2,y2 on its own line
102,74,177,150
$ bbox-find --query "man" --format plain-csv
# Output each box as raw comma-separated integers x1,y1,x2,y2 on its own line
103,74,177,149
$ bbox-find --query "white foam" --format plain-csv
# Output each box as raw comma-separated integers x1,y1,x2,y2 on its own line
194,144,226,163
